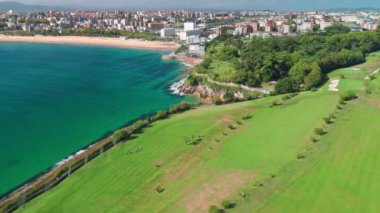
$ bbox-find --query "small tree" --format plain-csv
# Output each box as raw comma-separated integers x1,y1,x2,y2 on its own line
311,136,319,143
314,127,325,136
223,91,235,103
209,205,225,213
212,97,224,105
275,77,297,94
228,124,237,130
156,185,165,193
221,200,236,209
323,117,332,124
297,153,305,159
242,114,252,120
282,94,291,100
340,91,358,101
111,129,130,143
270,99,283,107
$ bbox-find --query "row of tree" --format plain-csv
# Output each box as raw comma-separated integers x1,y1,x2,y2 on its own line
195,26,380,94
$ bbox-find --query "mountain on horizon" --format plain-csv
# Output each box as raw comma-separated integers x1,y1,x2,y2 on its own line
0,1,67,12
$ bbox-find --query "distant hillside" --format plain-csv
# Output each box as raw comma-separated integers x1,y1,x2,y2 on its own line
0,1,67,12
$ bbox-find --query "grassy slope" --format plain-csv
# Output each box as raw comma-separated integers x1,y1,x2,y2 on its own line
256,85,380,213
19,90,337,212
18,54,380,213
233,55,380,212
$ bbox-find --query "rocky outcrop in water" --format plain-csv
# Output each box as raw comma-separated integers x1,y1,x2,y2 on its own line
179,83,223,101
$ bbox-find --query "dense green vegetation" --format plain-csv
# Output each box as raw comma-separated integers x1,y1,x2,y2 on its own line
16,52,380,212
193,28,380,94
17,18,50,25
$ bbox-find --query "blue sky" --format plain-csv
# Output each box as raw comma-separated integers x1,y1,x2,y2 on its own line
5,0,380,10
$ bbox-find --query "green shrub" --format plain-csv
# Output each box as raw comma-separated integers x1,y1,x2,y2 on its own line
329,113,336,119
169,102,192,114
340,91,358,101
311,136,319,143
184,135,203,145
111,129,131,143
131,119,149,132
209,205,225,213
340,74,346,79
151,110,169,121
212,97,224,105
282,95,291,100
297,153,305,159
221,200,236,209
275,77,298,94
242,114,252,120
310,87,318,92
314,127,325,136
156,185,165,193
223,91,235,103
245,93,259,100
228,124,237,130
323,117,333,124
187,74,200,86
270,99,283,107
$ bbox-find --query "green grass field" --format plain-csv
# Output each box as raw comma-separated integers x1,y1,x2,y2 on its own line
17,53,380,213
233,71,380,213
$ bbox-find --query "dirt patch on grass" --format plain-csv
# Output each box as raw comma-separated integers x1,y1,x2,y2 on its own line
156,140,207,188
371,101,380,109
221,114,235,123
164,154,203,182
180,171,255,213
218,108,255,123
351,73,365,78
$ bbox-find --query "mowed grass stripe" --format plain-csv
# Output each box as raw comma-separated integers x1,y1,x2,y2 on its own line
259,93,380,213
19,90,339,212
18,100,257,212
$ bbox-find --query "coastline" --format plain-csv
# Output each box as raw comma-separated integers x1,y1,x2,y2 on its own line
0,42,186,211
0,103,194,212
0,35,180,51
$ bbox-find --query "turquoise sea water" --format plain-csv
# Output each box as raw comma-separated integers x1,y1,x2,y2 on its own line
0,42,188,196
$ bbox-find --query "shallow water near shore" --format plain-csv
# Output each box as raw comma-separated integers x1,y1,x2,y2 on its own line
0,42,190,196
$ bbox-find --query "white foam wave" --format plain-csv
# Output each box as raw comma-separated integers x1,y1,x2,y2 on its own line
169,78,187,96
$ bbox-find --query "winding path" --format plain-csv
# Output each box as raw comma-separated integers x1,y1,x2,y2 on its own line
193,73,271,94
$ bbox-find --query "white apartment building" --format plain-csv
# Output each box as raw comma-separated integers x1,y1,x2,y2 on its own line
179,29,202,41
184,22,195,31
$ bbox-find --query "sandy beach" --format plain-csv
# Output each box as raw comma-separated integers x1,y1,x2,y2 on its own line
0,35,180,51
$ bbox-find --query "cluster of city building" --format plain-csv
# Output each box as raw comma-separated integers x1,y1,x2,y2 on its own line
1,9,379,57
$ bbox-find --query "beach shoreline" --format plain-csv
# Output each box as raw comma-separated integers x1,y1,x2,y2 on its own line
0,35,180,51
